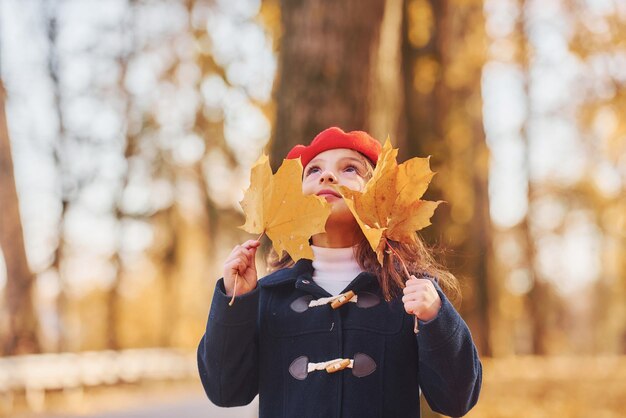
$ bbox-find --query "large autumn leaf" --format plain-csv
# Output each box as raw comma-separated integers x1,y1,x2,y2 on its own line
339,138,443,265
240,155,331,261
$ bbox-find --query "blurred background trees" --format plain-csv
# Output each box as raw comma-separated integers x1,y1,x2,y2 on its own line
1,0,625,416
1,75,40,355
0,0,625,364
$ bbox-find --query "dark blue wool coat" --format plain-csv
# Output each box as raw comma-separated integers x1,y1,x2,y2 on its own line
197,258,482,417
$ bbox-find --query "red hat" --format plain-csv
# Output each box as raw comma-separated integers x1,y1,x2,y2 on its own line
286,127,382,168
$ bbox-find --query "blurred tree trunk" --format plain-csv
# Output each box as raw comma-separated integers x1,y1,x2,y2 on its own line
270,0,388,167
106,0,137,350
45,1,71,353
368,0,405,142
400,0,445,156
0,78,41,355
159,206,180,348
400,0,492,356
516,0,548,355
273,0,493,358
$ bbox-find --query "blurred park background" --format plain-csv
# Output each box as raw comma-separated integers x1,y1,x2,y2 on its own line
0,0,625,417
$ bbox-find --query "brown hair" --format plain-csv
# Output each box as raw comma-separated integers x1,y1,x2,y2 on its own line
268,151,461,303
267,234,461,304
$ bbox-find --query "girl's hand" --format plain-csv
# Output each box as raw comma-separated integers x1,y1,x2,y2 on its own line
402,275,442,322
223,240,261,297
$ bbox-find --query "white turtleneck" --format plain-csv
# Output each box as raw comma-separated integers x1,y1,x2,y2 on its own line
311,245,363,296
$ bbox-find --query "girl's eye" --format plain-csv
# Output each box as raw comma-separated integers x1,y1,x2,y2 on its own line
344,165,359,174
305,166,320,176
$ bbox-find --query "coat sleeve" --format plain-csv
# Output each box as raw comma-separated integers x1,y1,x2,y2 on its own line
416,282,482,417
197,278,259,407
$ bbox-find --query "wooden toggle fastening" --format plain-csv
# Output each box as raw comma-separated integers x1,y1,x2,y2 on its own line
290,354,377,380
330,290,355,309
325,359,351,374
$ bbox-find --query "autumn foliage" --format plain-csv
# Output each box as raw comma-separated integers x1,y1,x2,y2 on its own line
339,139,443,265
239,155,331,262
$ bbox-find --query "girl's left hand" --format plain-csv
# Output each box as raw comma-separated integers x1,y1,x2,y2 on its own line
402,275,442,322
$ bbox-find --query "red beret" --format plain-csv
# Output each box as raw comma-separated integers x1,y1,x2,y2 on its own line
286,127,382,168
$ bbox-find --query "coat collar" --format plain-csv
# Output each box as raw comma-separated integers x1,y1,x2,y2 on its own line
258,258,379,295
258,258,313,288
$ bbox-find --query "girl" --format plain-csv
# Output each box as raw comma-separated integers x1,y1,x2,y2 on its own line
197,127,482,417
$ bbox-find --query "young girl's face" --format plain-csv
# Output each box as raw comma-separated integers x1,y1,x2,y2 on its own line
302,148,372,226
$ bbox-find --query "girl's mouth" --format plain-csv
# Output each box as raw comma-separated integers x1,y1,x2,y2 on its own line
316,189,342,200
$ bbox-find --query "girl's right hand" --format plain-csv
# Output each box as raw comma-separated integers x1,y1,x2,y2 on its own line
223,240,261,297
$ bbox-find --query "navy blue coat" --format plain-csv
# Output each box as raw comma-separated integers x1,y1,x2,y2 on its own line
197,258,482,417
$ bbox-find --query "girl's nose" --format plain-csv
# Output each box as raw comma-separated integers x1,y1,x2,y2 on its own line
319,171,337,184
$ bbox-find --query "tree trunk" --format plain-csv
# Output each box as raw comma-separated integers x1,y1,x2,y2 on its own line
367,0,405,143
271,0,388,167
399,0,446,158
0,79,41,355
400,0,492,355
45,2,71,353
272,0,492,356
160,206,179,348
517,0,548,355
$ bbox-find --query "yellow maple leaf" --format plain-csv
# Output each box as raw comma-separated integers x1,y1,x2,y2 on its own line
240,155,331,262
339,138,443,265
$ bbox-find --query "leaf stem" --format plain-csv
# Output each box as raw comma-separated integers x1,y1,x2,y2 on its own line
386,240,410,278
228,271,239,307
386,241,419,334
228,230,266,307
